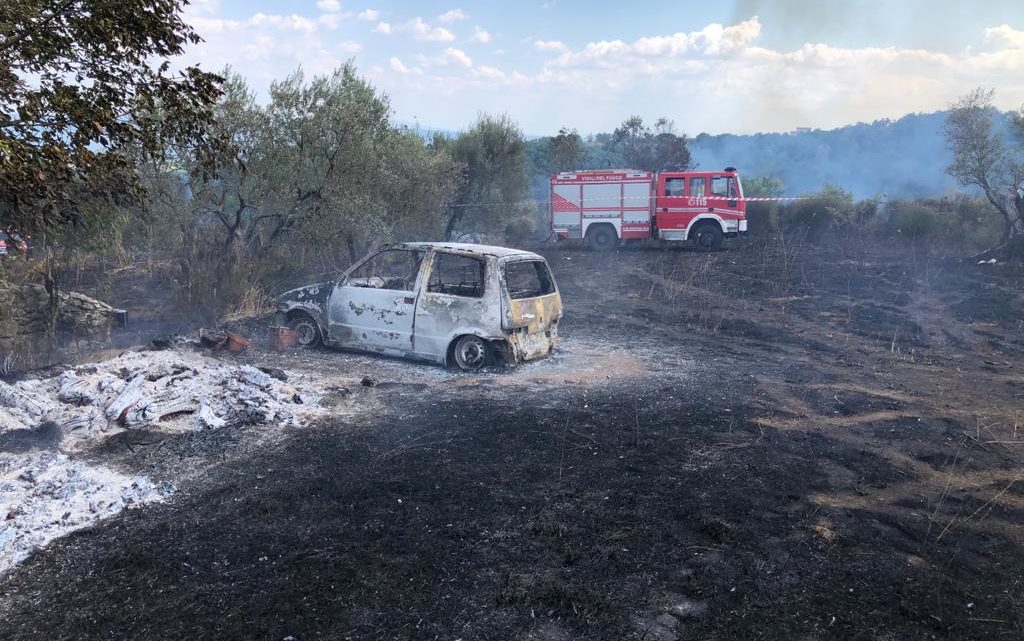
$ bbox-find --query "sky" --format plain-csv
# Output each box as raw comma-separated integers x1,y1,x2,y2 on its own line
179,0,1024,136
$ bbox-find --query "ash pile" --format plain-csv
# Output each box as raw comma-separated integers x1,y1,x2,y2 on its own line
0,349,321,436
1,349,324,574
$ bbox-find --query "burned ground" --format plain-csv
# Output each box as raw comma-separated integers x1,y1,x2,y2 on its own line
2,241,1023,640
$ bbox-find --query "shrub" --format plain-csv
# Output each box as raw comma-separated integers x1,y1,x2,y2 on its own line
777,184,855,240
172,223,269,323
886,201,940,239
504,215,536,244
873,195,1003,251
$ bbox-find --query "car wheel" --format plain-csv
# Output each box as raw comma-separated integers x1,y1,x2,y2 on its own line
452,335,488,371
289,314,321,347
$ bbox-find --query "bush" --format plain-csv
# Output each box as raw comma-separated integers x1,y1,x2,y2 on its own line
777,184,855,240
172,223,269,323
504,215,536,245
886,201,940,239
740,176,787,235
874,195,1003,250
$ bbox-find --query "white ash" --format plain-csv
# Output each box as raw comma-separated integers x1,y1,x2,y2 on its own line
0,349,324,440
0,349,324,575
0,450,175,575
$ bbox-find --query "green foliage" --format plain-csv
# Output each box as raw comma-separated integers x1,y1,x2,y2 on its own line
149,65,461,259
503,215,536,245
944,88,1024,243
777,184,855,239
548,127,583,173
610,116,691,171
0,0,222,236
742,176,784,234
878,195,1002,248
443,113,528,239
133,64,464,317
885,201,937,239
743,176,785,197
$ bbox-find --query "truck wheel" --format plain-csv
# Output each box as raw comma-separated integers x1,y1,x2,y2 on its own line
288,313,322,347
691,224,723,251
452,335,488,371
585,225,618,252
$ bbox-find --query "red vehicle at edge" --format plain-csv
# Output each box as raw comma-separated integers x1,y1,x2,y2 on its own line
550,167,747,250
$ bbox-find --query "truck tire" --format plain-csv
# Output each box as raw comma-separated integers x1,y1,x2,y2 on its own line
691,223,723,251
288,313,322,347
585,224,618,252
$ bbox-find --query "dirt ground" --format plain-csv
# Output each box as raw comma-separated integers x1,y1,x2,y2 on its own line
2,238,1023,640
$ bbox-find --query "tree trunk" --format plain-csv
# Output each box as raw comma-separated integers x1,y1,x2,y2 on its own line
346,236,359,264
1010,188,1024,239
443,207,462,241
43,245,59,353
969,190,1024,261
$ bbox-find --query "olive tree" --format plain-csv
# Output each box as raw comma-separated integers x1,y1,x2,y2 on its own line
441,113,528,240
944,88,1024,250
548,127,584,173
611,116,691,172
143,64,463,317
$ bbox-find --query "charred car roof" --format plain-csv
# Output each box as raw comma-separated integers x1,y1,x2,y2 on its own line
385,242,543,260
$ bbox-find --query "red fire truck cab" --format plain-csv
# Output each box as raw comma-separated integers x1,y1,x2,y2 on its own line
550,168,747,250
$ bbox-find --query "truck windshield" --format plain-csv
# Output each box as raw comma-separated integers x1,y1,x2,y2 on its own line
504,261,555,299
712,176,739,198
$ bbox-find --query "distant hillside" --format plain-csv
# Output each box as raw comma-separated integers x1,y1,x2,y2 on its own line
689,111,963,199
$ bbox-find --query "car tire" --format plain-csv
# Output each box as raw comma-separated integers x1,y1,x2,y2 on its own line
691,224,724,251
288,313,322,347
452,335,488,371
585,224,618,252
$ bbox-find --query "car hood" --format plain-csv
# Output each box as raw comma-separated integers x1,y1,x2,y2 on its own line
278,281,333,308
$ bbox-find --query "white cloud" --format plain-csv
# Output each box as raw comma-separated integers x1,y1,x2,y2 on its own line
469,26,492,43
534,40,566,52
317,13,342,29
443,47,473,68
984,25,1024,49
382,17,1024,134
519,16,1024,132
473,65,506,80
316,0,341,12
415,47,474,70
551,18,763,68
382,17,455,42
423,47,473,68
390,56,422,75
178,10,359,93
188,13,319,35
180,7,1024,136
438,9,467,24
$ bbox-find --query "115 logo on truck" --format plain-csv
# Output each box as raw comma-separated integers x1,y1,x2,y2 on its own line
550,167,747,250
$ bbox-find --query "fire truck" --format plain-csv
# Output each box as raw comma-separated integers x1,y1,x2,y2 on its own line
550,167,747,250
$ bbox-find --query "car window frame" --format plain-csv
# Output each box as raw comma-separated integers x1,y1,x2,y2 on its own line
502,258,557,300
340,248,426,293
426,250,487,299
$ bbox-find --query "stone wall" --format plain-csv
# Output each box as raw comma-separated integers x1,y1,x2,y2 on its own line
0,282,117,352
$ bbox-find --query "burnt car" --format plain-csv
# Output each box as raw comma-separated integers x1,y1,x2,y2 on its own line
276,242,562,371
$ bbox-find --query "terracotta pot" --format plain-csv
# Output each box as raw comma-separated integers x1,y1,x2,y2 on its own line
225,331,250,352
271,326,299,351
